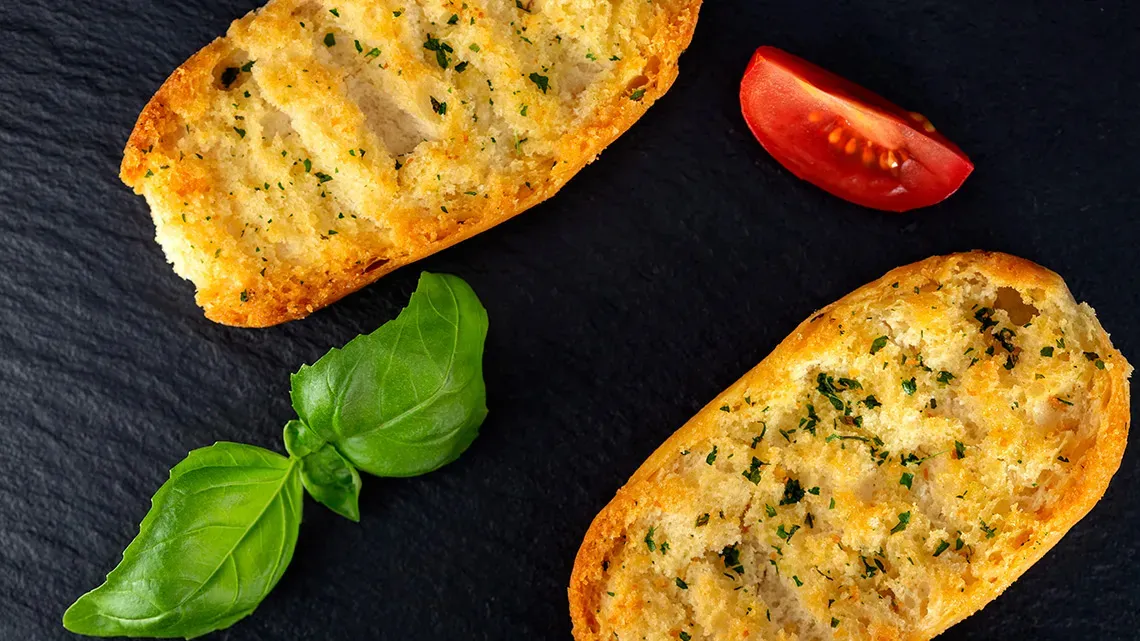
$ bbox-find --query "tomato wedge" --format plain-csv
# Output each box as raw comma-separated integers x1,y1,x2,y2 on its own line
740,46,973,212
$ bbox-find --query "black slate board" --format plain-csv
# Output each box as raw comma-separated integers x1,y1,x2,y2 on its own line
2,1,1139,639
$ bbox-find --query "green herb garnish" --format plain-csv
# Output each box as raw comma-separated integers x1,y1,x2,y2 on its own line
424,34,454,68
529,72,550,93
720,544,744,574
777,524,801,542
63,274,489,638
891,511,912,534
901,377,917,395
742,457,766,484
779,478,805,505
979,520,997,538
975,307,998,332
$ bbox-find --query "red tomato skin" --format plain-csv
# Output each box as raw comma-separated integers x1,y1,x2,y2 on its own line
740,46,974,213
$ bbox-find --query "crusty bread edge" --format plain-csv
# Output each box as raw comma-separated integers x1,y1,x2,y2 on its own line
568,251,1131,641
121,3,703,327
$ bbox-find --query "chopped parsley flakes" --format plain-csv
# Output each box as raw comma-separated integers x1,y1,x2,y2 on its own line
776,524,800,542
423,34,454,68
890,511,911,534
742,457,766,484
779,478,805,506
720,544,744,574
901,377,917,395
529,73,550,93
979,520,998,538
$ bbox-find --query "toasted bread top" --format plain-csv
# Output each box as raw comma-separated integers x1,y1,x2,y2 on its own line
569,252,1130,641
122,0,700,326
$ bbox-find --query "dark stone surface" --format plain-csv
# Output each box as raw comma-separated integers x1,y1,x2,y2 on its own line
1,0,1138,638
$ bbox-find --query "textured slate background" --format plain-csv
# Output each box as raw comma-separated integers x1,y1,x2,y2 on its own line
1,0,1138,639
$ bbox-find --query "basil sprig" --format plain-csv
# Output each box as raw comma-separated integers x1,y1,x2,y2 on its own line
64,273,488,638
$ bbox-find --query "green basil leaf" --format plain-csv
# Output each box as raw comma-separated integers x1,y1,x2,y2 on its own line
63,443,302,638
290,272,488,477
281,418,325,458
284,420,362,522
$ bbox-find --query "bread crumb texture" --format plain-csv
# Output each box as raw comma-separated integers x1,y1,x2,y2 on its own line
570,252,1130,641
122,0,701,326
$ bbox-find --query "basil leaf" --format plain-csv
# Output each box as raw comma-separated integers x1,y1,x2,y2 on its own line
63,443,302,638
284,420,362,521
290,272,488,477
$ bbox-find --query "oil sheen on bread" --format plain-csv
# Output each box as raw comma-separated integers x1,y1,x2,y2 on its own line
122,0,701,326
569,251,1130,641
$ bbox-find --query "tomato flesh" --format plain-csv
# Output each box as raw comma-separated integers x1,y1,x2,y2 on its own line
740,46,973,212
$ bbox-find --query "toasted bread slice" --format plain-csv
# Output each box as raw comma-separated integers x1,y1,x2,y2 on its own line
569,252,1130,641
122,0,701,326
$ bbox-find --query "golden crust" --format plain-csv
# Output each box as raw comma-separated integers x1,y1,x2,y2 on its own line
569,251,1130,641
121,0,701,327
